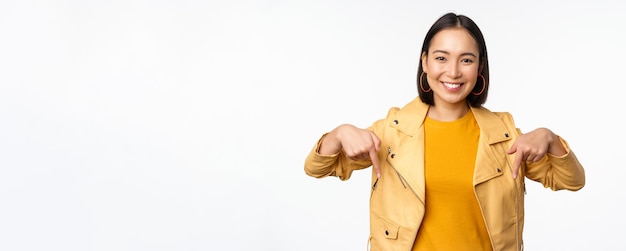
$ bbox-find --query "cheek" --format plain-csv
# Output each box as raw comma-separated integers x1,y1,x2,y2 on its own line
425,62,445,75
464,67,480,79
467,72,479,81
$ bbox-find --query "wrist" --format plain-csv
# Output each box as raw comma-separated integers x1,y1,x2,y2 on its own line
545,129,566,156
319,127,344,155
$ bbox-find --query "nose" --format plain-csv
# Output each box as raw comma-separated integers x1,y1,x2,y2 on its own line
448,62,461,78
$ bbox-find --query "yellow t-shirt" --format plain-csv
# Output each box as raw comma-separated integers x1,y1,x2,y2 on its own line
412,110,492,251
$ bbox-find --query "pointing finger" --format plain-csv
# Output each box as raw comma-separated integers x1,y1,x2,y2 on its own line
369,147,381,178
512,150,523,179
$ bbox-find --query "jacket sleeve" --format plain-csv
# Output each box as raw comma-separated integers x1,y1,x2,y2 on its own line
304,109,393,181
303,133,373,181
524,135,586,191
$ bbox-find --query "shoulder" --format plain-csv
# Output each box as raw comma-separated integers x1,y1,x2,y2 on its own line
369,98,428,136
472,106,520,138
374,97,428,122
474,106,516,125
393,97,429,117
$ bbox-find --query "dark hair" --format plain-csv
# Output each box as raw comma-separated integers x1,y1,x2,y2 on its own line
417,13,489,107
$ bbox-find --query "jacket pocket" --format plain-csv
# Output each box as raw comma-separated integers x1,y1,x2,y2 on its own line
375,216,399,240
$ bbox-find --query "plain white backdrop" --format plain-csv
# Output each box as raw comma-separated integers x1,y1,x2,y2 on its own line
0,0,624,250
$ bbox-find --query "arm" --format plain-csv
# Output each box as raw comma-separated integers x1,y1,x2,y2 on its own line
526,135,585,191
509,128,585,191
304,124,381,180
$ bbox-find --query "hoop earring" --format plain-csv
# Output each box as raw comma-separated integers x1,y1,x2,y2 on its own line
472,74,486,96
419,72,431,92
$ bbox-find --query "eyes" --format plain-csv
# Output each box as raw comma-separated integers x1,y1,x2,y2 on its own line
434,56,475,64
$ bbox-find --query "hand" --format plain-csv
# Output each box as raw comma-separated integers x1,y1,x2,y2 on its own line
320,124,382,178
506,128,563,179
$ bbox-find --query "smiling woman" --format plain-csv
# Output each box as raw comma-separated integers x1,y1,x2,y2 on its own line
420,27,482,121
303,12,585,251
4,1,624,250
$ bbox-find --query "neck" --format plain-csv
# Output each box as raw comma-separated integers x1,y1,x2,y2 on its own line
427,102,470,122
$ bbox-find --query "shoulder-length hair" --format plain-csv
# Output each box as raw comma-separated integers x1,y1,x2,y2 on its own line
417,12,490,107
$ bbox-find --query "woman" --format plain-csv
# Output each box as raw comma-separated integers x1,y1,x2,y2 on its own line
303,12,585,251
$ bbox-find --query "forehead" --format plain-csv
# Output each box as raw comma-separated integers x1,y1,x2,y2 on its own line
429,27,479,54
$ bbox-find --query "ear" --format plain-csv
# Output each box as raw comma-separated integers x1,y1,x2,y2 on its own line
421,52,428,73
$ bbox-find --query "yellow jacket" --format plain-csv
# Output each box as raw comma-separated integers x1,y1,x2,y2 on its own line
304,98,585,251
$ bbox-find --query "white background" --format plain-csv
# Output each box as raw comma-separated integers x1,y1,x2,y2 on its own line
0,0,624,250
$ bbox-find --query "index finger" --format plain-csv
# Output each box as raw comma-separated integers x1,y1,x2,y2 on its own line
512,151,523,179
369,148,381,178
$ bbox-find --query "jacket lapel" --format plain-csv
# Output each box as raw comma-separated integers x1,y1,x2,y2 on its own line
387,99,428,203
385,100,515,201
471,107,514,185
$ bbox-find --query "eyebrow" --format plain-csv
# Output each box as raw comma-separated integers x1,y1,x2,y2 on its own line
432,50,477,58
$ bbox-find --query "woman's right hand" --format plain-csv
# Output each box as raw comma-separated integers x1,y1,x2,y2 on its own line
319,124,381,177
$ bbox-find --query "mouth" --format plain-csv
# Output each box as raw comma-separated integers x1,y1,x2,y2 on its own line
441,81,463,90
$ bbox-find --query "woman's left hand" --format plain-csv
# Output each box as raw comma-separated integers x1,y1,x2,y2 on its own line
507,128,566,179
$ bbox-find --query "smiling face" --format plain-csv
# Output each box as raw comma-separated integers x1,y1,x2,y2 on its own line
421,27,481,108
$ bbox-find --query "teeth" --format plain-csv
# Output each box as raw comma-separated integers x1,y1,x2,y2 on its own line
443,82,461,88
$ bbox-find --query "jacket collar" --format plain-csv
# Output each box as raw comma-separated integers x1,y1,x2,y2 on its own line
392,97,511,145
389,98,514,196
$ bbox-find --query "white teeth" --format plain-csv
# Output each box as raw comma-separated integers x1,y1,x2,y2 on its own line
443,82,461,88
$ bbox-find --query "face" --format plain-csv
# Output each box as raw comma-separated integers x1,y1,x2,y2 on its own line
422,27,480,107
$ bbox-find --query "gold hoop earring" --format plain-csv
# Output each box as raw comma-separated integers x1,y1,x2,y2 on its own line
472,74,486,96
419,72,431,92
